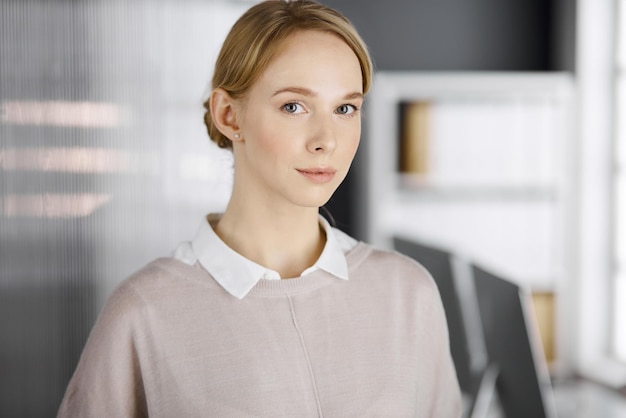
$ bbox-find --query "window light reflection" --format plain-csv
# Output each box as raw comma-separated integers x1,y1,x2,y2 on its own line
1,101,123,128
0,148,131,173
2,194,111,218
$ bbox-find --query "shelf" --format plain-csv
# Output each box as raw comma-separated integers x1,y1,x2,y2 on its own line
394,188,558,202
397,174,558,201
363,71,575,293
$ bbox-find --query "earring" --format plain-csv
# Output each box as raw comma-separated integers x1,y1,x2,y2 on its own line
233,133,240,140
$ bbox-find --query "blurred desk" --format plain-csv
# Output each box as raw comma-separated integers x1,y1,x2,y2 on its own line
552,379,626,418
477,379,626,418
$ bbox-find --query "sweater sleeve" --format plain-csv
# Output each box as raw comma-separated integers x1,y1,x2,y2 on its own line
412,261,464,418
57,282,148,418
429,282,463,416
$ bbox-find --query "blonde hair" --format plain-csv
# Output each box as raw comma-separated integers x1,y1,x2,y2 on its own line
203,0,373,149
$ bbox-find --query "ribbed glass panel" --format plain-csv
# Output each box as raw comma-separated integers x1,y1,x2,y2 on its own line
614,0,626,363
0,1,252,415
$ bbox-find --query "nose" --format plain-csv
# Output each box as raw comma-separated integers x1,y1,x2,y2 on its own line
307,114,337,154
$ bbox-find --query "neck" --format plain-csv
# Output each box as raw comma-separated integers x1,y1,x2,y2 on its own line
215,194,325,279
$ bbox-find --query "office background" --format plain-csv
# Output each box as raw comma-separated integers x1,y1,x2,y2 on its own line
1,0,622,417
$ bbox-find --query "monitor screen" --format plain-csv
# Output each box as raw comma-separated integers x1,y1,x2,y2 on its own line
472,264,557,418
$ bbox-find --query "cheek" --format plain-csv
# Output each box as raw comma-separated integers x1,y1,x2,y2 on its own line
249,123,296,167
343,124,361,157
247,117,278,152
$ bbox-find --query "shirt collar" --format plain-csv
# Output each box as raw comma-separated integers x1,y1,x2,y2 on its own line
190,214,350,299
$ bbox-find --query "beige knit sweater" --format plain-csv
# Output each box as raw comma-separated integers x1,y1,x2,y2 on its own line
58,243,462,417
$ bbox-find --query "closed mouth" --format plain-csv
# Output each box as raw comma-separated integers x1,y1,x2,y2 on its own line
296,168,337,183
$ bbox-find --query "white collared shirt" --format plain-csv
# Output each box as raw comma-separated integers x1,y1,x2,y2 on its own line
172,214,358,299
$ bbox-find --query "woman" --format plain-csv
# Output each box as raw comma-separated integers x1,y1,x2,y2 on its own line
58,1,462,416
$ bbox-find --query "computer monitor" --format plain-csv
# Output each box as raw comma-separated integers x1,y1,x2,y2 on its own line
471,264,558,418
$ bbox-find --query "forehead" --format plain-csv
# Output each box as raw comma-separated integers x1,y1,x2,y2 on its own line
256,30,363,93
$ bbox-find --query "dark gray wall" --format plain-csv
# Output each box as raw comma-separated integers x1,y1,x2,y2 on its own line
323,0,576,238
325,0,575,72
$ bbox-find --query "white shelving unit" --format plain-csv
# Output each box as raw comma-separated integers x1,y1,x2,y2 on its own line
363,72,575,292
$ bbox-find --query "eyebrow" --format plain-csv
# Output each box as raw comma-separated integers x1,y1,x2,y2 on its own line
272,87,363,100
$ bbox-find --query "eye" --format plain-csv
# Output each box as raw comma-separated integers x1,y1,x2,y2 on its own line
336,104,358,115
281,102,305,114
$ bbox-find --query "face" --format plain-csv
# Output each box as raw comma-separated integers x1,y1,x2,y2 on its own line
232,30,363,209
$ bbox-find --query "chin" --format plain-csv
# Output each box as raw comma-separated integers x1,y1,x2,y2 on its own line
284,176,345,208
289,189,336,209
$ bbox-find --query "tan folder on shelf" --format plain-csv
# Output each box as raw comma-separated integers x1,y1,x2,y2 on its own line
400,101,430,176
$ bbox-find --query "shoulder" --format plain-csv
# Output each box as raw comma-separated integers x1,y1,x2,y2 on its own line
124,256,220,292
92,262,164,332
121,258,190,292
102,257,219,320
350,242,433,278
348,242,439,296
108,259,179,306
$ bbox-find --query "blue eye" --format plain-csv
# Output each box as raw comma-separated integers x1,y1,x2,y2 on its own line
282,102,303,114
337,104,357,115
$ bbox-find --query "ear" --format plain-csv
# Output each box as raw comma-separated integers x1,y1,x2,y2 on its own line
210,88,243,142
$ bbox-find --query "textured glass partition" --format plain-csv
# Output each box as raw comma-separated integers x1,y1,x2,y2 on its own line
0,1,250,415
614,0,626,363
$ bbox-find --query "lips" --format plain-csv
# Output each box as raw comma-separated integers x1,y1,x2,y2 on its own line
296,167,337,184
